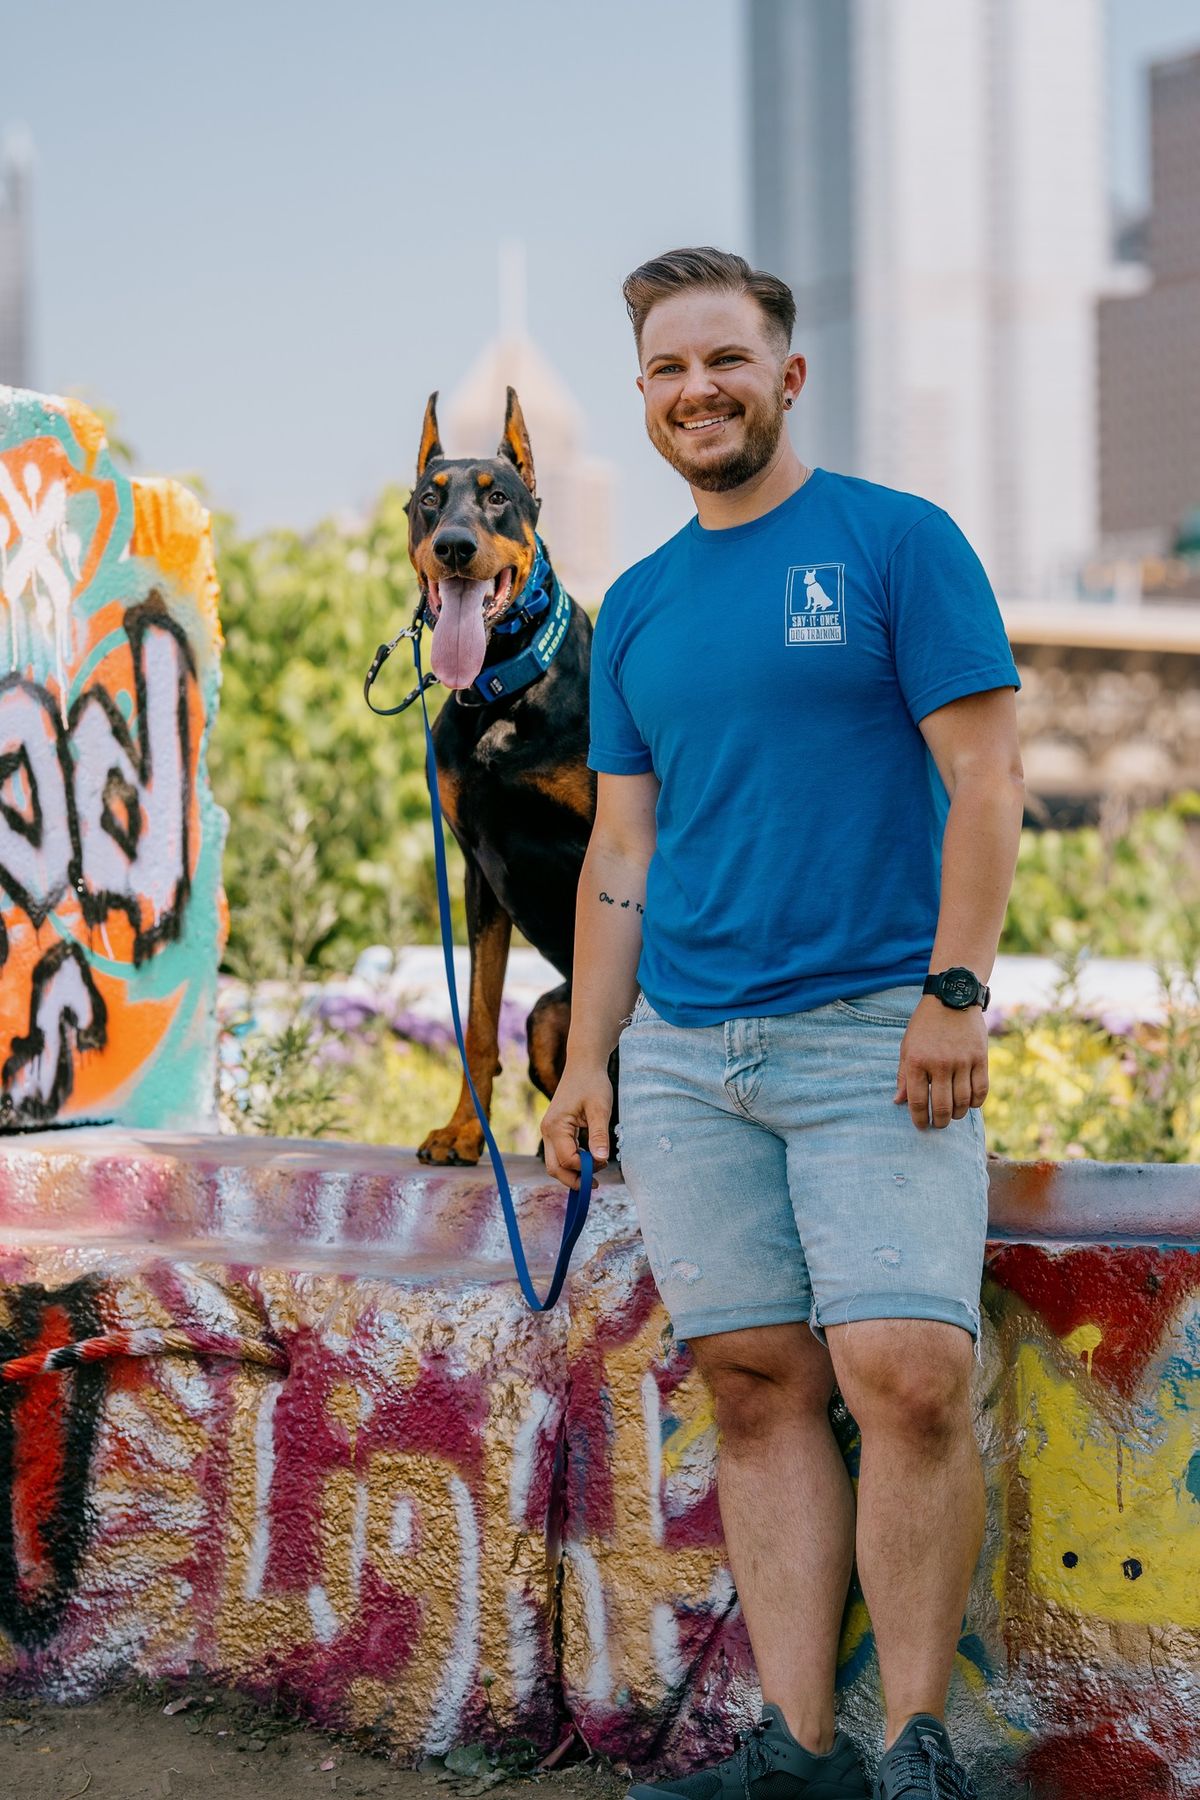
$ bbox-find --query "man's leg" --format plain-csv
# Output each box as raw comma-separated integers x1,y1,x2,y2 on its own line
826,1319,983,1745
690,1321,856,1758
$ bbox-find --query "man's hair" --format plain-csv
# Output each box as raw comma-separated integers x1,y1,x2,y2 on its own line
622,247,796,355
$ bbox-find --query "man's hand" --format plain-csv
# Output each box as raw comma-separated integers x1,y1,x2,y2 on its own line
541,1063,613,1188
894,996,989,1130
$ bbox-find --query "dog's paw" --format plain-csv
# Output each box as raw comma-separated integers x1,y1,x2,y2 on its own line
417,1122,486,1166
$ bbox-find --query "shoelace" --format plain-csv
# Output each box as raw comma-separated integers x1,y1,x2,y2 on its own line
732,1723,776,1800
884,1732,977,1800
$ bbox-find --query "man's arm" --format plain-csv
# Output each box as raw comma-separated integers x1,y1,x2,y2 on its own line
541,769,660,1184
896,687,1024,1130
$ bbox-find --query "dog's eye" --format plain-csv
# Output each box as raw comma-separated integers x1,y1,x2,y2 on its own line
486,490,508,508
419,490,439,510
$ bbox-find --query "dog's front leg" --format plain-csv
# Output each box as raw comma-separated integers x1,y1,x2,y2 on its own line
418,857,512,1166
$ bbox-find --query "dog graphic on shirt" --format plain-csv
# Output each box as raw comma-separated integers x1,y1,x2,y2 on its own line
803,569,835,613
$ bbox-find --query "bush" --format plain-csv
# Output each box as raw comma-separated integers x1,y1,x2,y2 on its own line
985,955,1200,1163
210,490,466,978
1000,795,1200,961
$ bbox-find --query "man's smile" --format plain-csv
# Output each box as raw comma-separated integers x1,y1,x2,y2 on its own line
675,411,739,434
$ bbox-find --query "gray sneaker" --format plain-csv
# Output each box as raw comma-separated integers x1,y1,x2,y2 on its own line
873,1715,977,1799
628,1705,870,1800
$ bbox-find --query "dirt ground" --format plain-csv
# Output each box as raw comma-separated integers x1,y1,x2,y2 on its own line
0,1689,630,1800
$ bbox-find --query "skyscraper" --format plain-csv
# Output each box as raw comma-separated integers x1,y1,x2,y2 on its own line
445,244,615,604
748,0,1107,598
1098,49,1200,550
0,128,32,389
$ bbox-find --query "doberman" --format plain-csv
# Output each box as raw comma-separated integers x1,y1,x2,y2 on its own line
404,386,607,1165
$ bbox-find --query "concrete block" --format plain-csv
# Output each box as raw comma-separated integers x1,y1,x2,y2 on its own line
0,1134,1197,1796
558,1164,1200,1796
0,1133,633,1755
0,388,225,1129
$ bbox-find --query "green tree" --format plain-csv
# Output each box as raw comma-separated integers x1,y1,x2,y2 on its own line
210,488,465,976
1000,795,1200,961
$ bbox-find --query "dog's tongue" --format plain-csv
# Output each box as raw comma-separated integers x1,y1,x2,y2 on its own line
430,578,491,688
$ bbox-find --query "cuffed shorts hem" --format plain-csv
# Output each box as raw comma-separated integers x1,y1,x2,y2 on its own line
670,1293,982,1347
810,1291,981,1343
668,1299,815,1342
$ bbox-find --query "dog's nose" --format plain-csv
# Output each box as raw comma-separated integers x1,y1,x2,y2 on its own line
433,529,477,572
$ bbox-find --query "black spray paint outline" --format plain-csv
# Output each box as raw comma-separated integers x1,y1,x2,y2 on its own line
0,674,79,928
1,939,108,1124
0,742,44,846
0,1275,106,1648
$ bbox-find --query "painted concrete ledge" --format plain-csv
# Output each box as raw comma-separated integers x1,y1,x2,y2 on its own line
0,1134,1197,1800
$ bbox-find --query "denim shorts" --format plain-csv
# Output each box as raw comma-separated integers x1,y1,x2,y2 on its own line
615,984,988,1344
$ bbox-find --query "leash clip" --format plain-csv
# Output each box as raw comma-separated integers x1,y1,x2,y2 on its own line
363,620,440,716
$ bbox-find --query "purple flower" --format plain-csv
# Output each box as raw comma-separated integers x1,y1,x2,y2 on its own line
499,998,529,1050
313,994,381,1035
389,1009,456,1052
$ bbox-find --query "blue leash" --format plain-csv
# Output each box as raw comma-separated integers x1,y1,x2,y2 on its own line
413,630,593,1312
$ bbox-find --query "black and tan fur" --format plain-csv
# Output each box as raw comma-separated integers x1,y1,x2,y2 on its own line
405,388,607,1165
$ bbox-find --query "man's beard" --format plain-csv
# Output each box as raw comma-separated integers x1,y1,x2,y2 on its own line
647,392,787,493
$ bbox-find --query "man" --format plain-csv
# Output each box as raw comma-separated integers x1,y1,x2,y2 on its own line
541,247,1023,1800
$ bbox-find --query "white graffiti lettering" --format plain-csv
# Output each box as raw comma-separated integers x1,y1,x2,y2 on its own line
72,617,192,941
0,460,82,709
0,684,73,925
0,608,196,957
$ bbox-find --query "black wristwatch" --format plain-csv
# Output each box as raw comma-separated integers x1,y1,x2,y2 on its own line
923,967,990,1012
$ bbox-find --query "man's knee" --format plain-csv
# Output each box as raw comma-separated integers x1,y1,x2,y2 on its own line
829,1319,975,1447
691,1322,835,1449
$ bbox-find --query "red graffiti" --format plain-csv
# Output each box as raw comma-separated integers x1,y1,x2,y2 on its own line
986,1243,1199,1395
1022,1719,1178,1799
0,1277,107,1645
10,1303,73,1606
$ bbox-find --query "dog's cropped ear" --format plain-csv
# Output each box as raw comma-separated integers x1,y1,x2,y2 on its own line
416,392,444,478
498,387,536,494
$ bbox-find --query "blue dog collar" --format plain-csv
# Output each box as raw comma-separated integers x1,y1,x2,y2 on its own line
472,562,571,702
490,536,554,635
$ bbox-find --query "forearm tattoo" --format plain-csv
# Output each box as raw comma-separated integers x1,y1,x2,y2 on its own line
599,891,644,915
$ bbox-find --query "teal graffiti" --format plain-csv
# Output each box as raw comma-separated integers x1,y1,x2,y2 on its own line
1187,1451,1200,1507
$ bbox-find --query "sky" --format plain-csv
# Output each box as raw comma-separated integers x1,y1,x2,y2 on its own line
3,0,1199,573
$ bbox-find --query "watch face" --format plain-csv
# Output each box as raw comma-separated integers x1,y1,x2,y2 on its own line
942,969,979,1008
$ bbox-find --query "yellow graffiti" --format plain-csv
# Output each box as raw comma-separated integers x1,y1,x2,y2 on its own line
563,1306,729,1705
1062,1322,1103,1376
839,1593,872,1671
1014,1342,1200,1628
660,1388,716,1475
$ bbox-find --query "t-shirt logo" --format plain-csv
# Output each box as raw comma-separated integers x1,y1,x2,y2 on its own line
785,563,846,645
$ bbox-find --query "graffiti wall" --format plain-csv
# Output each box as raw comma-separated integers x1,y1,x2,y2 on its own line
0,389,225,1129
560,1231,1200,1799
0,1135,586,1754
0,1135,1197,1799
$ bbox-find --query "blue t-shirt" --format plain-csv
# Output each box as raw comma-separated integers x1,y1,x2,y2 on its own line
587,469,1020,1027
